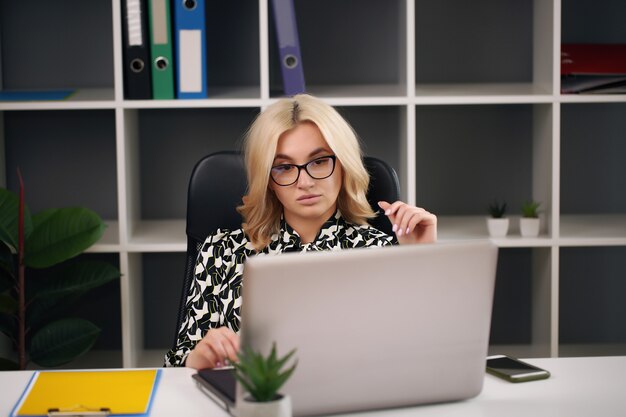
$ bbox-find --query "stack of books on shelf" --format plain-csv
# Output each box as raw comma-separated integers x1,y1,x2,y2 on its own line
122,0,306,100
561,44,626,94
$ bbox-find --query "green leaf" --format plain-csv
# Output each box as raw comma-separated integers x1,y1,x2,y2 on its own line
0,241,16,292
234,343,297,402
0,293,17,314
26,261,120,327
30,318,101,367
0,312,17,339
0,188,33,251
32,260,120,300
27,292,83,329
0,269,14,294
0,357,19,370
25,208,106,268
521,201,541,218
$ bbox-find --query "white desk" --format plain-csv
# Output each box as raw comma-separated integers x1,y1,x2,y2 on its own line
2,357,625,417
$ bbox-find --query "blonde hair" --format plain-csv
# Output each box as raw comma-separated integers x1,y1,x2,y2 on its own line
237,94,375,250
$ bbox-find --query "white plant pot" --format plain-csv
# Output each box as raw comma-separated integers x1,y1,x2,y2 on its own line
237,394,292,417
487,218,509,238
520,217,540,237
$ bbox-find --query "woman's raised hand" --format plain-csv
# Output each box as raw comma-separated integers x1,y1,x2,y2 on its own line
378,201,437,244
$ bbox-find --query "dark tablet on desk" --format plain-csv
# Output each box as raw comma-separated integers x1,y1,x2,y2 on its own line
192,368,236,411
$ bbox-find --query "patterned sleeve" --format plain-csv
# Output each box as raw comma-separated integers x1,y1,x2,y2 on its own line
343,224,398,249
365,226,398,247
164,229,239,367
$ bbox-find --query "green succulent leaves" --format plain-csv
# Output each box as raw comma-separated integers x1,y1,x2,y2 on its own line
233,342,297,402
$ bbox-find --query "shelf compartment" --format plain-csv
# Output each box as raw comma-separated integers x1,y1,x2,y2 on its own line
142,253,185,355
413,83,553,103
562,0,626,45
438,216,553,247
88,220,122,253
559,246,626,357
415,104,554,234
128,220,186,252
561,0,626,97
205,0,260,97
119,107,259,243
3,110,118,220
488,248,553,358
0,89,116,110
335,105,405,189
310,84,410,101
271,0,407,98
415,0,553,95
0,0,114,92
561,103,626,219
22,253,123,370
560,215,626,246
491,248,533,349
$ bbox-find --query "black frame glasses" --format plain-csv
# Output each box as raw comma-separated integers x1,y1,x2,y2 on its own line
270,155,337,186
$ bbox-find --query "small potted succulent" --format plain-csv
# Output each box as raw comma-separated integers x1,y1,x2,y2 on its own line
487,199,509,238
233,342,297,417
520,200,541,237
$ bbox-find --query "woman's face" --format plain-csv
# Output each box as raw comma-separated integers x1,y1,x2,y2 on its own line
269,122,343,227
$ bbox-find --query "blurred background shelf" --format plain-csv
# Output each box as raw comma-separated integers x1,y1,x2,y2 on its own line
1,0,625,368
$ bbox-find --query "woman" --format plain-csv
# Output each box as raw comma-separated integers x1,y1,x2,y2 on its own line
165,94,437,368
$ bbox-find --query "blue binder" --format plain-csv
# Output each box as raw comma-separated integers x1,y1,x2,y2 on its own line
271,0,306,96
172,0,207,99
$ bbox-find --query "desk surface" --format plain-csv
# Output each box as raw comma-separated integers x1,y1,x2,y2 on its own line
2,356,625,417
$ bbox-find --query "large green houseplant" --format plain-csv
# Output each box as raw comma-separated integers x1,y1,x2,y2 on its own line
0,179,120,370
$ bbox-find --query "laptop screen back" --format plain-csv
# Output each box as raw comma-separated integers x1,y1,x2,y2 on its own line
239,240,498,416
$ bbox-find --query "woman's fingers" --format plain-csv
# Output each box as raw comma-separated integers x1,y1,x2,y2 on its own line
378,201,437,243
186,327,240,369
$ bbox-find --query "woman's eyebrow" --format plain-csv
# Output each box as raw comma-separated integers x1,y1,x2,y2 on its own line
308,147,331,157
273,147,331,163
273,153,293,163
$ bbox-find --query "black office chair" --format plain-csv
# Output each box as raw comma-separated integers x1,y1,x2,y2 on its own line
174,151,400,344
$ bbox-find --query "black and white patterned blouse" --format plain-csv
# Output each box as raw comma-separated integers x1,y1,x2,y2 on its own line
165,211,397,367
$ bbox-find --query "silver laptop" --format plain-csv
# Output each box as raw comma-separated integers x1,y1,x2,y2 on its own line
194,240,498,416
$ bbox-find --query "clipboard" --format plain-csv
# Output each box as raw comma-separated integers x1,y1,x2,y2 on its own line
10,369,161,417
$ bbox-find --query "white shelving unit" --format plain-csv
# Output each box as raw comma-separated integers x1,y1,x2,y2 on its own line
1,0,625,368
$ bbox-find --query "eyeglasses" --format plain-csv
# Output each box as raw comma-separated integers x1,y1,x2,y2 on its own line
270,155,337,186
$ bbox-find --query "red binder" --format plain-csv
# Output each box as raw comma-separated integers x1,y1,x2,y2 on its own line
562,44,626,75
561,44,626,94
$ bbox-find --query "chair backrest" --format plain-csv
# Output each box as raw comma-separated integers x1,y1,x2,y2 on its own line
175,151,400,345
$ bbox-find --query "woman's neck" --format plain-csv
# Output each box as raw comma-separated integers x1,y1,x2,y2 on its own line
284,207,336,244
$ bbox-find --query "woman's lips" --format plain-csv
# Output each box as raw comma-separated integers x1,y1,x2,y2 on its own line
297,194,321,204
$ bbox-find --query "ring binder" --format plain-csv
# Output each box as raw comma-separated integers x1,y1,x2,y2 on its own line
173,0,208,98
122,0,152,99
147,0,175,99
271,0,306,96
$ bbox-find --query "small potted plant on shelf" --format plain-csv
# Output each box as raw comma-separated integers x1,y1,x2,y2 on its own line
520,200,541,237
487,199,509,238
233,342,297,417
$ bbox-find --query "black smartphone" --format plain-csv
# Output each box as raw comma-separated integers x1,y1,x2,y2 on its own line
192,368,236,411
486,355,550,383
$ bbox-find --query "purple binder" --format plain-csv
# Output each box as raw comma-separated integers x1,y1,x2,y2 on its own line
271,0,306,96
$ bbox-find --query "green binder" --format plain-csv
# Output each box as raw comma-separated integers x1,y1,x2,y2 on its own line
147,0,175,99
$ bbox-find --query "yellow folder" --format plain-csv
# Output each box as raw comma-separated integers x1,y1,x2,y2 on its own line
12,369,161,416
